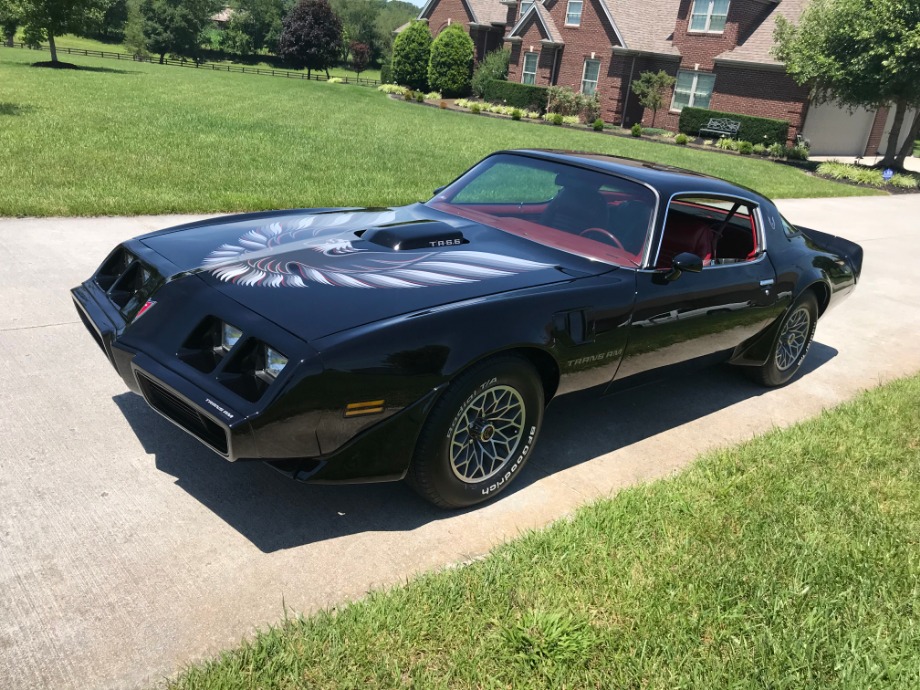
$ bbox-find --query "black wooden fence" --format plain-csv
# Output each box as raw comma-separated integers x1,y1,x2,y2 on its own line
5,42,381,87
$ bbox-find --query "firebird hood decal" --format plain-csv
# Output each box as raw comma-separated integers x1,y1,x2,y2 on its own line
200,212,553,289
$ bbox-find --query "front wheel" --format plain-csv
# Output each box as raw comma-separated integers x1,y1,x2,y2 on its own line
747,291,818,387
407,356,544,508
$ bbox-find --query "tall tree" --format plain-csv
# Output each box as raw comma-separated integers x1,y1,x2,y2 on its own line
391,19,430,91
223,0,288,54
122,0,146,57
631,70,676,127
775,0,920,170
0,0,23,46
16,0,108,62
140,0,219,64
330,0,377,60
277,0,342,77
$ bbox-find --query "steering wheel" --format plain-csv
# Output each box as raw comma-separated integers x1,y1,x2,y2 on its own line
580,227,625,250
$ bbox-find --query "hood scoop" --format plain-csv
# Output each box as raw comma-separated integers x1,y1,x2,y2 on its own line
361,221,468,251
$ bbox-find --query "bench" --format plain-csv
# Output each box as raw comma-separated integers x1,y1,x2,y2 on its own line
698,118,740,138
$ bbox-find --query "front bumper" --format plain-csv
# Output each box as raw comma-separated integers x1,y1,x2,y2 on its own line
72,269,437,482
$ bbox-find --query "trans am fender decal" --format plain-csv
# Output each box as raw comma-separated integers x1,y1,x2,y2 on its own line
202,212,553,288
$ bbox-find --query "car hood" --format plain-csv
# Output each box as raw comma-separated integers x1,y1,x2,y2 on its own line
138,204,615,343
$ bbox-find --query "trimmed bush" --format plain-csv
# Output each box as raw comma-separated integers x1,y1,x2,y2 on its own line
471,48,510,98
752,143,767,156
678,106,789,146
738,140,754,155
415,91,425,103
392,20,431,92
593,118,604,131
470,103,481,114
631,123,642,137
550,113,565,126
786,144,809,161
481,80,549,113
427,24,474,97
675,133,689,145
767,142,785,158
512,109,522,121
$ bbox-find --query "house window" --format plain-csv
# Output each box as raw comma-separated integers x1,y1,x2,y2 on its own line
689,0,730,33
565,0,583,26
671,71,715,111
521,0,534,17
581,59,600,95
522,52,538,85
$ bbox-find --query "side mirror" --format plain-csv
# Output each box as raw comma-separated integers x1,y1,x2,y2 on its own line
664,252,703,282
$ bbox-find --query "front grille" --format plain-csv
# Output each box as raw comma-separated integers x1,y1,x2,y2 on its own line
136,373,229,455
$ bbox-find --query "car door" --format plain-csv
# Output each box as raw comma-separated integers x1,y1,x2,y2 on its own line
613,194,784,382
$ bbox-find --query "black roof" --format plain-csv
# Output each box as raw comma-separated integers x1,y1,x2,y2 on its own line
504,149,772,206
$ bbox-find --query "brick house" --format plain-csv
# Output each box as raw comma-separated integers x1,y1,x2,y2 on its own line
413,0,898,155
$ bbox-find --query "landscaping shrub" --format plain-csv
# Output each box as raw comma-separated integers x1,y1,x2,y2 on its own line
481,80,549,113
675,133,689,145
717,137,737,151
439,100,447,109
738,140,754,155
890,173,919,189
392,20,431,91
470,103,481,114
425,91,442,100
471,48,510,98
786,144,809,161
631,123,642,137
327,77,343,84
404,90,415,101
550,113,564,126
593,118,604,131
377,83,406,96
753,143,767,156
546,87,599,122
678,106,789,145
512,109,523,121
416,91,425,103
767,142,785,158
427,24,474,97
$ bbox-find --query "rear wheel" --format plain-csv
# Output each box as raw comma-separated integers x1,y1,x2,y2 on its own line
747,291,818,387
407,356,544,508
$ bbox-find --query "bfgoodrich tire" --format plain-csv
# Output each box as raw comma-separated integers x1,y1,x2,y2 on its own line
407,356,544,508
748,291,818,387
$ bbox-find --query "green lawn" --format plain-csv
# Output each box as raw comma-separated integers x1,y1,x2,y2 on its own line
168,374,920,689
0,49,878,217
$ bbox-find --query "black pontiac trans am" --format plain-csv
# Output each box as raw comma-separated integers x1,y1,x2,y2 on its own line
73,151,863,508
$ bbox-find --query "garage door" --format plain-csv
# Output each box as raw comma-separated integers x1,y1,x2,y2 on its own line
802,101,874,156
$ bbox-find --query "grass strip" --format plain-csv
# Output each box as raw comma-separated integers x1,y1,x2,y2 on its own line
0,50,878,217
168,373,920,689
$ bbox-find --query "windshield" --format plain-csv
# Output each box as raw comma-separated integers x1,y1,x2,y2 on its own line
427,154,657,267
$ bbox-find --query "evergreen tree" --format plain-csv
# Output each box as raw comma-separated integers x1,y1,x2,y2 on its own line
427,24,473,97
391,19,430,91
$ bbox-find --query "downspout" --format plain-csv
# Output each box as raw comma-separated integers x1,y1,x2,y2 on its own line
621,53,636,128
550,45,560,85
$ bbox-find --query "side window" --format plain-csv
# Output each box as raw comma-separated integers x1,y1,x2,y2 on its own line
780,215,799,237
656,196,759,268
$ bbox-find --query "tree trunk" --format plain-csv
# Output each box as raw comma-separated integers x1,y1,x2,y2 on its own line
325,68,330,79
159,52,165,64
652,107,657,127
48,33,57,63
878,100,907,169
895,109,920,163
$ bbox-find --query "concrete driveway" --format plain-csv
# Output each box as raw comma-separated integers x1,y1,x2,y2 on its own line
1,195,918,689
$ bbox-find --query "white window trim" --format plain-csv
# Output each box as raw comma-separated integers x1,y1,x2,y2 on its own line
581,58,600,95
669,70,715,112
520,0,534,18
688,0,730,34
564,0,583,27
522,51,538,85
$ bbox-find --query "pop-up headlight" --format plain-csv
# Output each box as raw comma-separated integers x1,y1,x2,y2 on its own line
221,323,243,351
263,346,288,379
